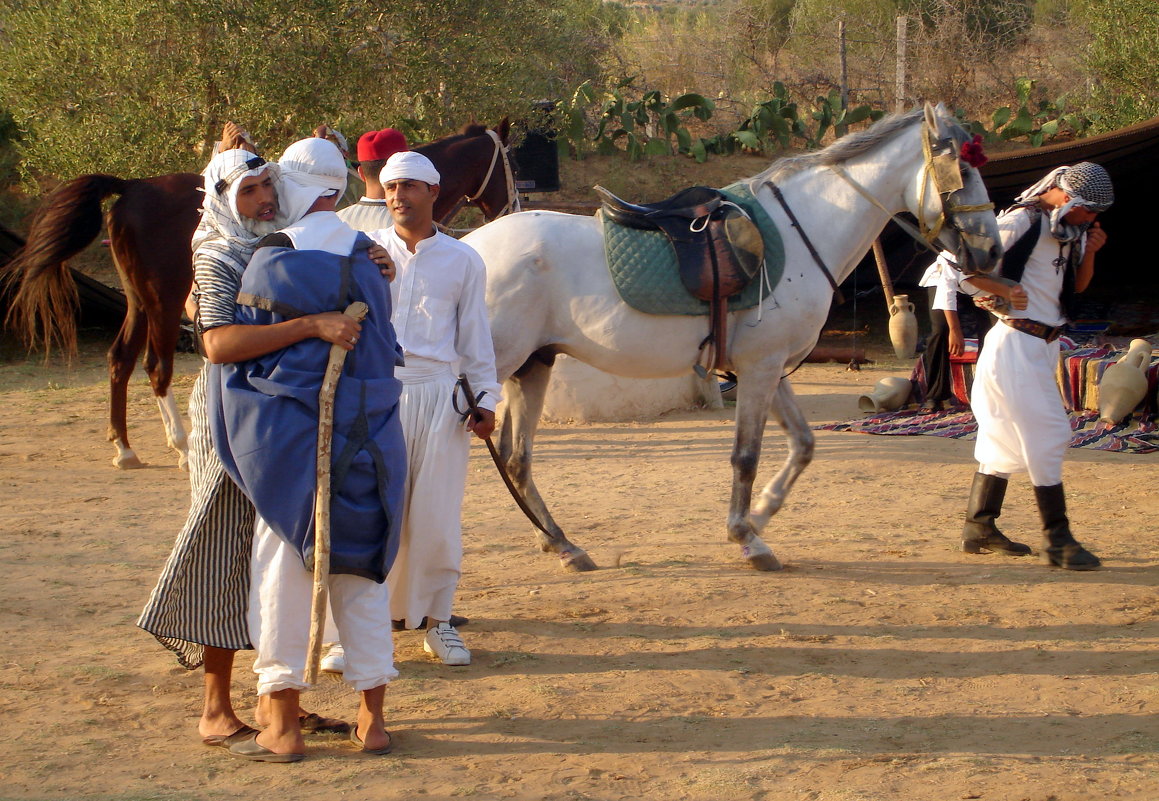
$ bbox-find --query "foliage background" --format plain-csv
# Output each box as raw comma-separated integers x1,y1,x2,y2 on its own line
0,0,1156,189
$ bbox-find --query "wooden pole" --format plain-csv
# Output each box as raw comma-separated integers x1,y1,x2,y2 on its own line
304,301,369,685
872,239,895,304
895,15,908,114
838,20,849,115
874,15,908,335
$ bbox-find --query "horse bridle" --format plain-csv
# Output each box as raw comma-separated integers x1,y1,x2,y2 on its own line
828,120,993,258
438,128,521,228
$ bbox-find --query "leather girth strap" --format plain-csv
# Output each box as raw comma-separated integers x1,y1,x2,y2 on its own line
596,184,763,371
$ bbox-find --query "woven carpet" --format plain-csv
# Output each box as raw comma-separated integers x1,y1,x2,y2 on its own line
819,336,1159,454
816,408,1159,454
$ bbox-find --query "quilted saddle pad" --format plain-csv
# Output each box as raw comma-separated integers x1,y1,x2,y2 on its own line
602,183,785,316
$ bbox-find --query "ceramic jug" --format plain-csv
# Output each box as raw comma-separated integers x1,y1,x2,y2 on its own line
888,294,918,360
858,376,914,413
1098,338,1153,424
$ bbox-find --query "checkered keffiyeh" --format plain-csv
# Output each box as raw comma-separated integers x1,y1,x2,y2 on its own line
1059,162,1115,212
1012,162,1114,243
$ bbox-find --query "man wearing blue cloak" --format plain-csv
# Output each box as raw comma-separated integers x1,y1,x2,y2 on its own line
210,137,403,761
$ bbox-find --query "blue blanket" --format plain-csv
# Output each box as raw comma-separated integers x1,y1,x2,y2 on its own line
209,236,406,582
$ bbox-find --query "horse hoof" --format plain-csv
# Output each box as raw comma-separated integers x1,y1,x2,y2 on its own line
747,552,783,572
114,454,144,470
559,550,598,572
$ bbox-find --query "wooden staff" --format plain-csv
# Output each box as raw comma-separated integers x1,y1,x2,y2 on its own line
305,301,369,685
871,238,895,305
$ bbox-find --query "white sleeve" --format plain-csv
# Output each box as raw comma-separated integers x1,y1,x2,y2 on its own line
454,248,502,412
931,273,955,311
926,252,959,311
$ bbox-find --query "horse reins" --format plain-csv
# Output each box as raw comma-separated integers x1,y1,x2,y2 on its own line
453,374,555,539
764,180,844,305
438,128,521,231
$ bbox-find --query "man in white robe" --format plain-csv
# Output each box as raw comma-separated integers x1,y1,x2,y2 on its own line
953,162,1113,570
370,150,500,665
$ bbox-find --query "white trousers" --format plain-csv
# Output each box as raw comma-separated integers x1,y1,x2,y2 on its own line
971,323,1071,486
387,362,470,629
249,518,398,694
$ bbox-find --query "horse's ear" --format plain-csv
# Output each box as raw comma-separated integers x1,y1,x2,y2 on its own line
923,102,938,133
497,116,511,144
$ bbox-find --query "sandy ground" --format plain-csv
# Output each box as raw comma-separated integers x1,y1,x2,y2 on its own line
0,344,1156,801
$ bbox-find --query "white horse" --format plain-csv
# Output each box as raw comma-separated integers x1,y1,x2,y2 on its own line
464,103,1001,572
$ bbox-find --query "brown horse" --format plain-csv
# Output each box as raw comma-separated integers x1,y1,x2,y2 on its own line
2,119,517,469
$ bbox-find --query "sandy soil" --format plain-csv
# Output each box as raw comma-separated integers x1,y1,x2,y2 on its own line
0,344,1156,801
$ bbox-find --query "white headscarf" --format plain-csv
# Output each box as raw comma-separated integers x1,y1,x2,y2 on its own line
192,148,280,257
379,151,441,186
277,137,349,223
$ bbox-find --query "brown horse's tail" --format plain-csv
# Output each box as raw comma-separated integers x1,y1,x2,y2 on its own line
1,174,129,358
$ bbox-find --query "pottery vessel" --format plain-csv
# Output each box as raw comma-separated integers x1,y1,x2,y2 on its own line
858,376,914,413
888,294,919,360
1098,338,1153,423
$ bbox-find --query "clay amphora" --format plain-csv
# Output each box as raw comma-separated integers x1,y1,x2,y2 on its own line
888,294,918,360
858,376,914,413
1098,338,1153,423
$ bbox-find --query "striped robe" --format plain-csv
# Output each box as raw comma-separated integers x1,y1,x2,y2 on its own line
137,242,256,669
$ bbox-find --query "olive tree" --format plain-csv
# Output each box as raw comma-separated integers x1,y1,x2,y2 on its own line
1071,0,1159,128
0,0,615,182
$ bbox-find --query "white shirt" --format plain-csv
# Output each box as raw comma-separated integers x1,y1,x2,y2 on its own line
281,211,357,256
961,208,1074,327
337,198,393,233
919,252,959,312
368,226,501,411
1000,212,1071,326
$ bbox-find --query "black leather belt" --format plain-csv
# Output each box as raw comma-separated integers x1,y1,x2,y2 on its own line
1002,317,1065,343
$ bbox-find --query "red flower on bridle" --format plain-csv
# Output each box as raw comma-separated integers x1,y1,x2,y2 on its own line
959,134,988,168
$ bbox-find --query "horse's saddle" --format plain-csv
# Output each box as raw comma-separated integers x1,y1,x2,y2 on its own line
596,184,769,372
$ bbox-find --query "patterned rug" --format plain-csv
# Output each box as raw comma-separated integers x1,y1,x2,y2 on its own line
815,407,1159,454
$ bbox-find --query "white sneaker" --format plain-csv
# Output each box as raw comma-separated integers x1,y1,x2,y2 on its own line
320,644,346,674
423,623,471,666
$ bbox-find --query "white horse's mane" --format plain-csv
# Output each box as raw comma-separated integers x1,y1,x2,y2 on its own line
752,108,928,185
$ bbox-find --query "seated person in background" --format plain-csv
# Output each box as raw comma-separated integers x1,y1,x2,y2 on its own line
917,251,993,413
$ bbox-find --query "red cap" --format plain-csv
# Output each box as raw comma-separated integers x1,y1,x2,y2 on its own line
356,128,408,162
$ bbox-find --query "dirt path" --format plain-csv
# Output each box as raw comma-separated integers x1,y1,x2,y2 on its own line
0,353,1155,800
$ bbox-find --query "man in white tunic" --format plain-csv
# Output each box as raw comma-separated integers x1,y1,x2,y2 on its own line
371,150,500,665
954,162,1113,570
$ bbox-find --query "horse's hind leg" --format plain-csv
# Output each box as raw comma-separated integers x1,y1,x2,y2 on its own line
107,306,148,469
143,312,188,470
156,394,188,469
750,379,814,532
499,354,597,572
725,370,782,571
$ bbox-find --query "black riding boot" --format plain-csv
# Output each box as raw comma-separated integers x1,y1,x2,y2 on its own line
1034,483,1101,570
962,472,1032,555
